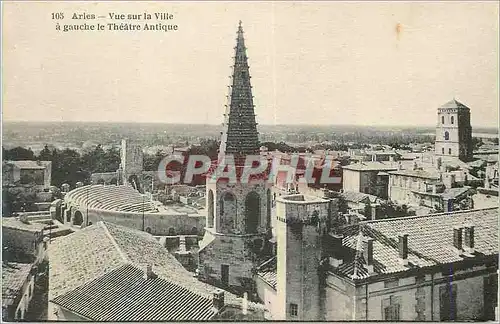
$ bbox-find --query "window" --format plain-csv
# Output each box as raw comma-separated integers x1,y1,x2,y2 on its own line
383,296,401,321
444,131,449,141
442,148,445,154
451,116,454,124
290,303,298,317
442,116,445,124
449,148,452,155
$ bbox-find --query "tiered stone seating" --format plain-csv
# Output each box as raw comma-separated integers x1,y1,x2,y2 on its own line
66,185,157,213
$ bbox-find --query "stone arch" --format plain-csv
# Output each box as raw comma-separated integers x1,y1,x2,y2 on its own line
191,226,198,235
168,227,176,235
73,211,83,226
220,192,236,231
207,189,214,228
245,191,260,234
145,227,152,234
266,189,272,228
97,178,105,185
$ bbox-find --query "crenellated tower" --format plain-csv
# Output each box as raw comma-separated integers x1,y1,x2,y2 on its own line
198,21,272,294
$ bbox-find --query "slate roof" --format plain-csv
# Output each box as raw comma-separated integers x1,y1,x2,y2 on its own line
342,161,398,172
2,263,33,306
49,221,248,321
256,257,277,290
333,207,498,281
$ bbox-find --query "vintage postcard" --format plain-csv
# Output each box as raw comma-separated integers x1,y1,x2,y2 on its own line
1,1,499,322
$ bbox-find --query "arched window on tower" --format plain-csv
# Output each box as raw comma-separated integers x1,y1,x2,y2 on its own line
442,148,445,154
449,148,452,155
245,191,260,234
220,192,236,231
451,116,454,124
207,190,214,228
442,116,445,124
444,131,449,141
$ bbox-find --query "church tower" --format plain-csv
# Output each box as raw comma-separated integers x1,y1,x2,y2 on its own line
434,99,473,162
198,21,272,294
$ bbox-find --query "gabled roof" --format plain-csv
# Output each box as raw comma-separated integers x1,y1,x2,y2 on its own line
51,264,215,321
439,99,470,110
333,208,498,281
2,263,33,305
49,221,246,321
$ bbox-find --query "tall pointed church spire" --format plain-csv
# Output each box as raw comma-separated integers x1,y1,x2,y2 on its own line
218,21,260,162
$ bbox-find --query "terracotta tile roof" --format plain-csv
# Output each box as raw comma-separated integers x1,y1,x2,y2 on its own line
51,264,216,321
49,221,251,320
334,208,498,281
2,262,33,305
256,257,277,289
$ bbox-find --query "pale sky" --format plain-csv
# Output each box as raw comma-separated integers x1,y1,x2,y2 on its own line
2,1,499,127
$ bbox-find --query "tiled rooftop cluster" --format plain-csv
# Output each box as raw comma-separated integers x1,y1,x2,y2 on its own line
334,207,498,280
2,263,33,305
49,221,260,321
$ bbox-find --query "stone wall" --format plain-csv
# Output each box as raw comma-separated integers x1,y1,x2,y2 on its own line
63,208,204,236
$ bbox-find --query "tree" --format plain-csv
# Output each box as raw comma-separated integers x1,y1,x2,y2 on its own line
38,145,53,161
3,147,35,160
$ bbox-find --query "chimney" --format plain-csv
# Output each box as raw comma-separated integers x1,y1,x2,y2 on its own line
464,225,474,253
398,233,409,266
328,233,344,267
363,237,374,273
144,264,157,280
453,227,463,254
212,289,225,313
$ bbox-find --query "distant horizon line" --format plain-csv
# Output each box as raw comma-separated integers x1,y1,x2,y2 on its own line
3,120,498,130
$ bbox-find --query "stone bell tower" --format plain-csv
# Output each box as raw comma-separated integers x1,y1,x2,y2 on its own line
435,99,473,162
198,21,273,294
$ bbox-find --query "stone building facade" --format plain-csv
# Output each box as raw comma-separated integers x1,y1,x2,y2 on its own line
434,99,473,162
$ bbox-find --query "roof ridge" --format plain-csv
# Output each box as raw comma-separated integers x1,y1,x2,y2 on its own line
363,207,498,224
99,221,131,263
